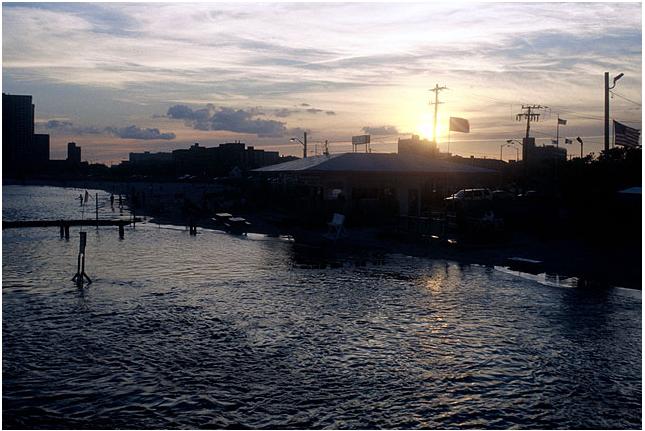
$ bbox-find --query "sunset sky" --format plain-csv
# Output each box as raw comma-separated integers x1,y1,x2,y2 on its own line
3,2,642,163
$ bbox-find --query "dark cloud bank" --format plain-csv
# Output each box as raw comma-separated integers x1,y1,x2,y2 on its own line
167,104,290,137
43,120,176,140
166,104,334,136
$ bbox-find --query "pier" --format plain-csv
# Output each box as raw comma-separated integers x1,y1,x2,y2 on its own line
2,219,141,229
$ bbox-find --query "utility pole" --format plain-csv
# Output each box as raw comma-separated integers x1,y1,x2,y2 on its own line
516,104,545,139
516,104,546,163
429,84,447,144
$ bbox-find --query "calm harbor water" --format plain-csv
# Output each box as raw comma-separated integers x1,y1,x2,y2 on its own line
2,185,642,429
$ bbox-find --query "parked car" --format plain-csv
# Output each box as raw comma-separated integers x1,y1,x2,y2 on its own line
491,190,514,201
444,188,492,202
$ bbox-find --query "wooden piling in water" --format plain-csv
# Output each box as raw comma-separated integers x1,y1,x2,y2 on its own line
119,224,124,239
72,231,92,287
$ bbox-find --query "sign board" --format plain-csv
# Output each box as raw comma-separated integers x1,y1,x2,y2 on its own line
352,135,370,145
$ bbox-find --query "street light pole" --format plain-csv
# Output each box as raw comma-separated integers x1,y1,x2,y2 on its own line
604,72,610,152
604,72,624,152
290,132,308,158
506,139,523,161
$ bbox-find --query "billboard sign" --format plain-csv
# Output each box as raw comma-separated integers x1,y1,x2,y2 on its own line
352,135,370,145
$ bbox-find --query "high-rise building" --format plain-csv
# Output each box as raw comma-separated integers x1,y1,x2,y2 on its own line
67,142,81,164
3,93,35,173
32,134,50,166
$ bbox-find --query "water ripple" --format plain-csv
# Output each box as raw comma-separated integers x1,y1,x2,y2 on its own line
2,185,642,429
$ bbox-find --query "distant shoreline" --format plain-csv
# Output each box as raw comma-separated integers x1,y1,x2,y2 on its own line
4,179,641,290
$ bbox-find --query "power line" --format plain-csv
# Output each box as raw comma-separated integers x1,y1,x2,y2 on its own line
610,91,642,107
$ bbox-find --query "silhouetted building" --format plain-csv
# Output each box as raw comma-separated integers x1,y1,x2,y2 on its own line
255,153,499,217
532,145,567,164
129,151,173,165
451,155,508,171
522,137,567,166
125,141,282,178
522,137,535,162
32,134,50,166
398,134,440,158
3,93,35,174
67,142,81,164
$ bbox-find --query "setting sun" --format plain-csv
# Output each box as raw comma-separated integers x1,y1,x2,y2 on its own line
416,115,447,142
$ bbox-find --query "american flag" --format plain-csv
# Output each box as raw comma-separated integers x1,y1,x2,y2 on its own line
614,120,641,148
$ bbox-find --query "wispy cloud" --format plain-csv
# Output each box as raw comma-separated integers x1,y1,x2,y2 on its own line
363,126,399,136
4,2,641,161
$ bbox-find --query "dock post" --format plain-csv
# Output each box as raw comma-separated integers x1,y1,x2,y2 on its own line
60,222,64,238
95,193,99,228
118,224,124,239
72,231,92,287
64,224,70,240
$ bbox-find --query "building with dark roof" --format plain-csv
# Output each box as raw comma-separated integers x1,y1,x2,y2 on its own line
255,152,499,217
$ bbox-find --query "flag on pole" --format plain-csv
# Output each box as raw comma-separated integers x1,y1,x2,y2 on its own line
449,117,470,133
614,120,641,148
558,118,567,125
564,138,573,144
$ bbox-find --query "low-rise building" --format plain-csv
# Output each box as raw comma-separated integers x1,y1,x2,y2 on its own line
254,152,498,217
397,134,441,158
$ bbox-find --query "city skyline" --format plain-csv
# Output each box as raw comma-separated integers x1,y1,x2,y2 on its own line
3,2,642,163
